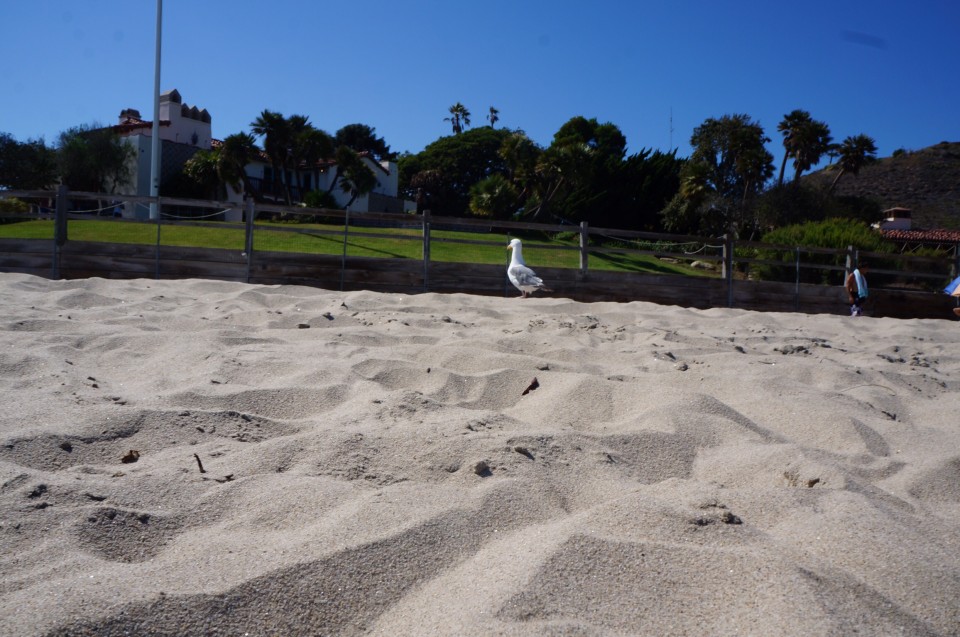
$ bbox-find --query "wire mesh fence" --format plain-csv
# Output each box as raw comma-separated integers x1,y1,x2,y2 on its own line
2,188,958,300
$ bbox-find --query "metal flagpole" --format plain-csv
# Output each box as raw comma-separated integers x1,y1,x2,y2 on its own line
149,0,163,219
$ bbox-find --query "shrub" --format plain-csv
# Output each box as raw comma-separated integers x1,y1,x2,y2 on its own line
0,197,30,213
753,218,893,284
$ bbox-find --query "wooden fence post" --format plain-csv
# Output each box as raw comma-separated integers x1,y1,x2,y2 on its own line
955,243,960,309
723,234,734,308
579,221,589,275
422,210,431,292
154,197,162,279
53,184,68,279
244,198,255,283
340,209,350,291
795,246,801,312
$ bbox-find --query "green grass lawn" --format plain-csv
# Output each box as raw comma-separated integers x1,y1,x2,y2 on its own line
0,218,713,277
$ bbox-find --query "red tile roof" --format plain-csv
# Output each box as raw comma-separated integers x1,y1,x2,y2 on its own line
882,228,960,243
113,118,171,134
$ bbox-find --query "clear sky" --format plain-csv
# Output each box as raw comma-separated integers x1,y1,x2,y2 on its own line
2,0,958,174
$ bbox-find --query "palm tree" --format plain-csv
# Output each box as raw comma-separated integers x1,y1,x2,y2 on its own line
469,173,518,218
217,132,258,199
295,127,335,197
444,103,471,134
285,114,326,201
791,119,832,182
777,110,832,185
499,132,540,205
829,134,877,194
777,110,813,186
334,147,377,208
250,109,292,203
487,106,500,128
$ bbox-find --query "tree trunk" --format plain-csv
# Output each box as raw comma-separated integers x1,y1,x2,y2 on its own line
777,153,788,187
281,162,292,206
828,169,845,195
240,173,257,203
325,167,341,196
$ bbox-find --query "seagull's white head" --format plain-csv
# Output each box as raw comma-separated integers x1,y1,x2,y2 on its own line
507,238,524,264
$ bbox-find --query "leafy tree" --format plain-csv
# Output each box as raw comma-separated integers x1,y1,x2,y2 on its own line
408,168,443,213
530,116,628,225
444,103,471,134
618,148,683,231
402,119,682,228
487,107,500,128
824,194,882,225
0,132,57,190
829,134,877,194
324,145,377,208
180,149,221,199
303,189,339,209
497,131,544,215
492,117,681,230
777,110,832,185
755,182,828,230
178,132,259,201
217,132,259,197
340,153,378,208
334,124,392,160
663,114,774,236
469,173,519,218
499,131,541,184
398,126,513,215
56,124,135,193
756,179,880,234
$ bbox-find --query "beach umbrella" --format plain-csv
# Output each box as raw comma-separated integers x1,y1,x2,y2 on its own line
945,275,960,297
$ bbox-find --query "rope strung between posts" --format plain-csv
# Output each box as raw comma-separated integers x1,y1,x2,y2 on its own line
591,229,724,255
67,202,122,214
160,207,234,220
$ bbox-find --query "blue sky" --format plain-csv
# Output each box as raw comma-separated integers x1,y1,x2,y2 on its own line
2,0,958,174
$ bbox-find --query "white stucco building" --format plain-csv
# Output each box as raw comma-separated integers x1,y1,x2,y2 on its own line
113,89,412,220
237,149,412,214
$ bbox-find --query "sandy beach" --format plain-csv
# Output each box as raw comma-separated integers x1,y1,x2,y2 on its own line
0,272,958,636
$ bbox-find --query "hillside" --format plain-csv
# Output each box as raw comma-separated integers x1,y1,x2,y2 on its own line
806,141,960,229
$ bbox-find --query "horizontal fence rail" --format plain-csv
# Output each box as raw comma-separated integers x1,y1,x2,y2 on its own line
1,188,959,319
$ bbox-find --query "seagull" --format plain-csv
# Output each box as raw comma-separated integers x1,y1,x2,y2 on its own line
507,238,551,297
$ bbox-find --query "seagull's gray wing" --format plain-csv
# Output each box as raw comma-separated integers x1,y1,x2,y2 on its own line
510,264,544,288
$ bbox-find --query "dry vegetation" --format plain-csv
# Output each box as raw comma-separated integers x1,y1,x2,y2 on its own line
807,141,960,229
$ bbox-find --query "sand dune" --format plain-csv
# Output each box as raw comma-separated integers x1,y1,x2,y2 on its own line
0,273,958,636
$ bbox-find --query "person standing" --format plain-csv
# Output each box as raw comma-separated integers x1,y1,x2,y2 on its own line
846,262,870,316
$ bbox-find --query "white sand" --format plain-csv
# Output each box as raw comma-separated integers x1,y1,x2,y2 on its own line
0,272,958,636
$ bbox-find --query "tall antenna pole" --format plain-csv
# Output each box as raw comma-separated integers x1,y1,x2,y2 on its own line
669,106,674,151
149,0,163,219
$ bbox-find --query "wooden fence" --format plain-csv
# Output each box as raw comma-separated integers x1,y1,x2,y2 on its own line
2,188,958,320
